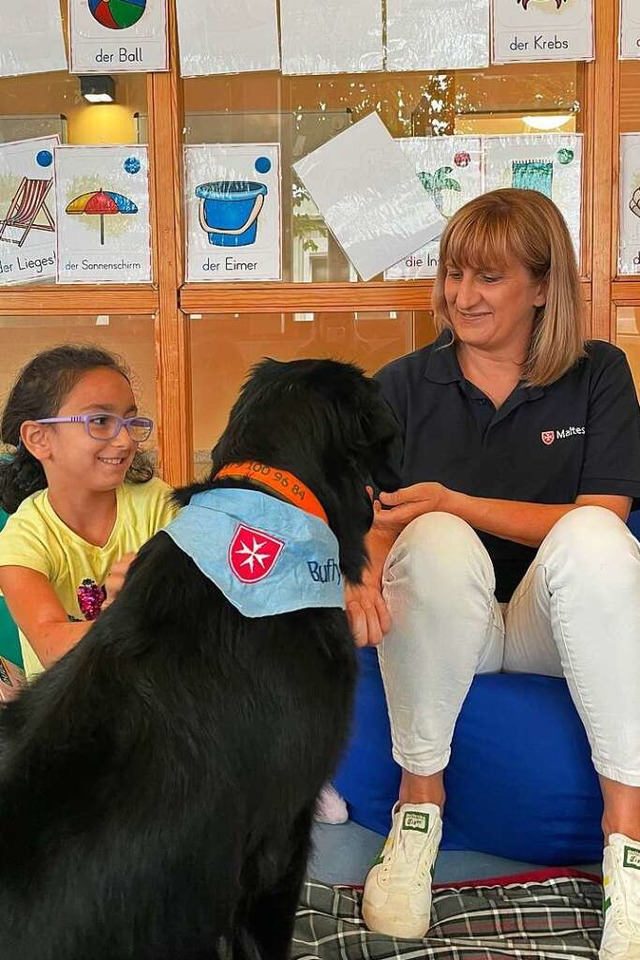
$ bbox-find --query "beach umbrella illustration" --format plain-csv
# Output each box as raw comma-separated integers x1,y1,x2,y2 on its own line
65,189,138,245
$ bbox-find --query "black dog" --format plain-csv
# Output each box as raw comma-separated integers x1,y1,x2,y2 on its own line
0,358,399,960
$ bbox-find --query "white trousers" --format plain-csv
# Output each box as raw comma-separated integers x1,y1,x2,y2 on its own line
377,506,640,786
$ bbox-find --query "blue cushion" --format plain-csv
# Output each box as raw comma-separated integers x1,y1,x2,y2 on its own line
334,646,604,864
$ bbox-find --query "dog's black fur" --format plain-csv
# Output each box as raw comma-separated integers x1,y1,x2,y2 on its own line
0,358,400,960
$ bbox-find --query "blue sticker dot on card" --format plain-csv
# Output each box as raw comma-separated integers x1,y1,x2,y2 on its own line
36,150,53,167
255,156,271,174
124,156,141,174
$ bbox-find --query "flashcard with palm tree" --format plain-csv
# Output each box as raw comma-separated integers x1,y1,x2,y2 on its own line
54,145,151,283
492,0,593,62
385,137,482,280
483,133,582,257
619,134,640,274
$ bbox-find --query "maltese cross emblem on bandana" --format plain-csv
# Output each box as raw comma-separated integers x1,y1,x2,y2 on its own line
228,523,284,583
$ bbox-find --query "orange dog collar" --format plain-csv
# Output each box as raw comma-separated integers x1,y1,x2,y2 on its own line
214,461,328,524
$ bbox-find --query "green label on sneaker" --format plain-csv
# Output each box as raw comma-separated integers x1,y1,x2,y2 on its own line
402,811,430,833
623,846,640,870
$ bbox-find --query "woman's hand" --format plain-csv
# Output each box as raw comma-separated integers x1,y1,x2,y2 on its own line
345,581,391,648
375,482,450,529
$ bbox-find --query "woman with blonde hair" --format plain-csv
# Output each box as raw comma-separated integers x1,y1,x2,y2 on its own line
347,189,640,959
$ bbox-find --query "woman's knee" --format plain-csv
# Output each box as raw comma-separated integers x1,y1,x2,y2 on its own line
540,505,638,584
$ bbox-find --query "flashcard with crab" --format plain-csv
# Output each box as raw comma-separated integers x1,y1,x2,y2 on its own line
620,0,640,59
619,135,640,274
491,0,593,63
54,145,152,283
484,133,582,258
386,0,489,72
385,137,482,280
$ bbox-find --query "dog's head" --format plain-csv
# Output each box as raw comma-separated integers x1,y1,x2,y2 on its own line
199,358,401,584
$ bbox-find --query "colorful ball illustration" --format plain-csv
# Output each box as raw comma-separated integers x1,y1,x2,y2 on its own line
454,151,471,168
88,0,146,30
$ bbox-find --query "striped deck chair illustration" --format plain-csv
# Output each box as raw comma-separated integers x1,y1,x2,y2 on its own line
0,177,55,247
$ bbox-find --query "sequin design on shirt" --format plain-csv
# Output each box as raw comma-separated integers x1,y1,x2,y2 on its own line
77,578,107,620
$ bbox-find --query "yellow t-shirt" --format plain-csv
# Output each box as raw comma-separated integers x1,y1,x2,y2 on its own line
0,477,178,681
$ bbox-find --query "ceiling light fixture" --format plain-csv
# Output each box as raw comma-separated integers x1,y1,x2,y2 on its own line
79,75,115,104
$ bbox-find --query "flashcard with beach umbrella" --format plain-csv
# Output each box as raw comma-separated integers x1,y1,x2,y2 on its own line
69,0,168,73
484,133,582,257
55,145,151,283
385,137,483,279
0,136,59,286
386,0,489,71
0,0,67,77
619,135,640,274
184,144,281,282
492,0,593,63
620,0,640,58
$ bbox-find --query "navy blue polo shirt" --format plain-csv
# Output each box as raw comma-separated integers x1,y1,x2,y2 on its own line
376,332,640,601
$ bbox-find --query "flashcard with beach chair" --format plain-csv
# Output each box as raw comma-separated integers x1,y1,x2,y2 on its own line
184,144,281,282
620,0,640,59
280,0,382,75
619,135,640,274
294,113,446,282
177,0,279,76
0,0,67,77
69,0,168,74
54,145,152,283
386,0,489,71
0,137,59,286
484,133,582,258
492,0,593,63
385,137,483,280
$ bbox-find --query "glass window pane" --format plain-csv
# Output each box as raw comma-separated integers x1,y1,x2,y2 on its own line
190,310,436,475
617,307,640,396
183,65,583,282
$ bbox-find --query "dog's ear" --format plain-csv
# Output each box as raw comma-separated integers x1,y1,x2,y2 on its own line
335,377,402,494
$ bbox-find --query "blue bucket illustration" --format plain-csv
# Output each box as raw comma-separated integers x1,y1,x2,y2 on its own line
196,181,267,247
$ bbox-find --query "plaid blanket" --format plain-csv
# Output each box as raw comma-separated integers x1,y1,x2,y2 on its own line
293,875,602,960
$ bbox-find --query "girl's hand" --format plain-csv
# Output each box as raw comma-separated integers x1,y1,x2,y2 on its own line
376,482,450,529
102,552,137,610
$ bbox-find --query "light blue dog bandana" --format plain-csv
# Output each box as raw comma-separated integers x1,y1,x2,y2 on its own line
163,487,344,618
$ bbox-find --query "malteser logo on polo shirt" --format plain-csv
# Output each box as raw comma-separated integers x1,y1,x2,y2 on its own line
541,426,585,446
624,845,640,870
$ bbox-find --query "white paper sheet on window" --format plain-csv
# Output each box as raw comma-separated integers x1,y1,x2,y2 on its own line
484,134,582,258
619,135,640,274
184,144,281,282
386,0,489,72
294,113,445,282
177,0,279,77
385,138,483,280
0,0,67,77
492,0,593,63
620,0,640,59
280,0,382,75
0,137,58,285
54,145,152,283
69,0,168,74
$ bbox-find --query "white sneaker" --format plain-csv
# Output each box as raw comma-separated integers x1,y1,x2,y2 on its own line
600,833,640,959
314,783,348,824
362,801,442,938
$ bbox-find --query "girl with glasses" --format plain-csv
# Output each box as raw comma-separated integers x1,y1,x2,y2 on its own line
0,344,178,682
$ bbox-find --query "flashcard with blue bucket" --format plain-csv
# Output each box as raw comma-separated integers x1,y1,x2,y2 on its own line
492,0,593,63
484,133,582,258
0,137,59,286
620,0,640,59
0,0,67,77
385,137,483,280
54,145,152,283
69,0,168,73
619,135,640,274
185,145,281,282
386,0,489,72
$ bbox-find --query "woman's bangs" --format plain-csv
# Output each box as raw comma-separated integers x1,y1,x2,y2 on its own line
444,214,513,272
